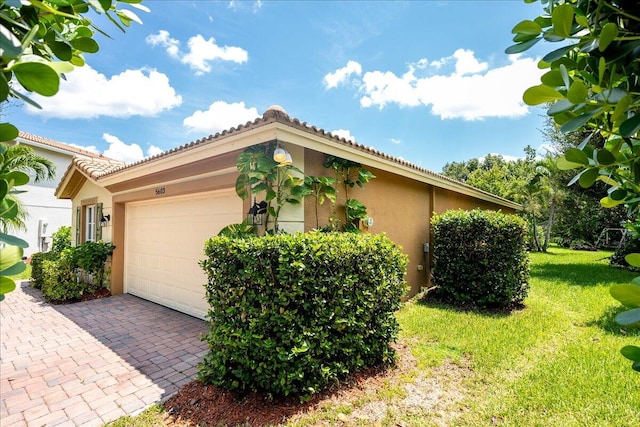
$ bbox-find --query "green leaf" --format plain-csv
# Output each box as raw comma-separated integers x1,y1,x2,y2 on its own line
611,95,632,125
0,276,16,296
0,198,18,220
620,115,640,138
561,111,599,133
235,174,249,200
512,20,541,35
611,283,640,307
621,345,640,362
578,167,599,188
541,69,565,87
552,4,574,38
600,196,625,208
542,44,575,62
609,188,626,201
0,24,22,58
523,85,563,106
625,254,640,269
596,149,616,166
567,80,588,104
12,62,60,96
556,156,583,170
48,40,72,61
3,171,30,187
505,37,540,54
0,123,19,142
1,260,25,276
0,232,28,248
599,22,619,52
564,148,589,165
0,245,23,273
615,308,640,326
70,37,99,53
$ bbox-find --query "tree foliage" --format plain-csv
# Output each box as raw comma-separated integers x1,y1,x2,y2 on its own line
0,0,145,301
510,0,640,371
1,0,148,142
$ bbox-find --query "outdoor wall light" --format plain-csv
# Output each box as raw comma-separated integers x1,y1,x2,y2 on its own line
247,198,267,225
273,147,287,163
100,214,111,227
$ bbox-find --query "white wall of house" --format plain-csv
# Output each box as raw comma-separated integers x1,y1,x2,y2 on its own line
12,143,74,257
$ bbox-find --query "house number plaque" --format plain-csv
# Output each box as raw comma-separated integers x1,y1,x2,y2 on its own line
155,187,166,196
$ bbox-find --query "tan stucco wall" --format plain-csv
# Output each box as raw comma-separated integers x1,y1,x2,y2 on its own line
304,149,431,297
304,149,519,298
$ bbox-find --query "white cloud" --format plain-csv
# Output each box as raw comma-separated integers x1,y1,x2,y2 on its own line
26,65,182,119
101,133,162,163
390,138,401,145
331,129,356,142
323,60,362,89
146,30,248,75
328,50,544,121
147,145,165,157
183,101,259,134
68,143,100,154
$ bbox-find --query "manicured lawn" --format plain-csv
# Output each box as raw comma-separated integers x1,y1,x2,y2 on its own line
108,246,640,426
399,246,640,426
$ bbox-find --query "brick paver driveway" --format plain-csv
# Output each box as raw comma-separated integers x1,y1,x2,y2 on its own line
0,282,208,427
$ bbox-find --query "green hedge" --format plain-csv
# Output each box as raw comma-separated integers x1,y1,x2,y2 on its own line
198,232,408,398
30,251,53,289
33,241,114,302
430,209,530,309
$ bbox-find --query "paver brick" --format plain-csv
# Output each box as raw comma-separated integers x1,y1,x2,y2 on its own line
0,283,207,426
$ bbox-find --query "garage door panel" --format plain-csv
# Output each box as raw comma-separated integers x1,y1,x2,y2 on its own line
125,189,241,319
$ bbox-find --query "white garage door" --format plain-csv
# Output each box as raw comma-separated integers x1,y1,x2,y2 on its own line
125,189,242,319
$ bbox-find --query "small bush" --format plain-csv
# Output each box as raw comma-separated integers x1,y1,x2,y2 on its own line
430,209,529,309
198,232,407,398
30,251,53,289
41,249,84,302
50,226,71,255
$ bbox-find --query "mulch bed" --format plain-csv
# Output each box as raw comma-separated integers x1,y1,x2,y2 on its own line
164,343,416,426
49,287,111,305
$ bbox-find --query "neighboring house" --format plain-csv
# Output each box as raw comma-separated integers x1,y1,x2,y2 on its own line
55,106,521,319
8,132,107,257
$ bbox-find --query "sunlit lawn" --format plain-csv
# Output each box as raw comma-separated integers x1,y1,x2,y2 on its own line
109,246,640,426
398,246,640,426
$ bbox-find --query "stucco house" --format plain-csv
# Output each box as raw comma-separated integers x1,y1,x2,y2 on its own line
8,132,106,257
55,106,520,319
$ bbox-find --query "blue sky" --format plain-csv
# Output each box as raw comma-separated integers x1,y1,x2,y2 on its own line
10,0,552,172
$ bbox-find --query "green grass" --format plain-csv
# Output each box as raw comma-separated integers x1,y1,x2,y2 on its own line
108,247,640,426
398,247,640,426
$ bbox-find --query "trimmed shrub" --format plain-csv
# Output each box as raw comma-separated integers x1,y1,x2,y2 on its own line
41,249,83,302
430,209,529,309
198,232,407,398
30,251,53,289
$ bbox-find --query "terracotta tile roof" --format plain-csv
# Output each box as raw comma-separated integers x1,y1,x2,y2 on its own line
73,157,126,180
17,131,106,159
77,105,518,208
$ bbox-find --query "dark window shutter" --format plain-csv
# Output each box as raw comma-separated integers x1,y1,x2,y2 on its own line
76,206,81,245
96,203,103,241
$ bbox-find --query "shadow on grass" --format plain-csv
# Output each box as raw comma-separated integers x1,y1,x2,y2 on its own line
583,305,638,336
530,263,636,287
416,293,522,319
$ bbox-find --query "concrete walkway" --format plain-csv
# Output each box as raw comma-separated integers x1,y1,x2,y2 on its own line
0,282,209,426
